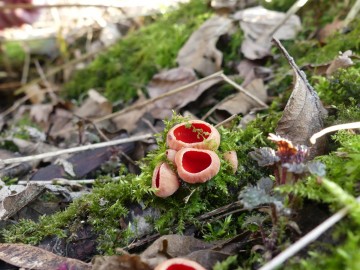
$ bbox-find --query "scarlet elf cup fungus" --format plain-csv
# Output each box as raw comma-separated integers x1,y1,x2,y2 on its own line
166,120,220,151
154,258,206,270
223,150,238,174
152,163,180,198
175,148,220,184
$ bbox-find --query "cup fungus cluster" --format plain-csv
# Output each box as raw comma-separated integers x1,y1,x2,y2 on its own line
151,120,238,198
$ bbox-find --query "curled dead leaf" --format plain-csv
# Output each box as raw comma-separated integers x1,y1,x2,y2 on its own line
273,39,327,157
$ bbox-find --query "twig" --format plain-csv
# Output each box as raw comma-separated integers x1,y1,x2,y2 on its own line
0,134,153,166
95,71,223,123
310,122,360,144
0,3,139,10
259,195,360,270
18,179,97,185
53,71,224,136
201,93,236,121
220,74,268,108
344,0,360,27
257,0,309,43
215,114,239,128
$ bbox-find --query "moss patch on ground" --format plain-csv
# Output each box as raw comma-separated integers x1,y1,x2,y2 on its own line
64,0,212,102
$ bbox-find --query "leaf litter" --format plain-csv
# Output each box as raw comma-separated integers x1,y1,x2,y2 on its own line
0,0,359,269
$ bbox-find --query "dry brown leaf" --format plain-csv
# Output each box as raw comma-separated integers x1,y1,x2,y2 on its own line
0,184,45,220
177,16,234,76
326,50,353,76
147,67,221,118
274,39,327,157
233,6,301,60
317,19,344,44
113,94,155,132
25,84,45,104
186,250,230,269
141,235,213,268
30,104,54,123
0,243,91,270
75,89,112,119
217,78,267,115
92,254,152,270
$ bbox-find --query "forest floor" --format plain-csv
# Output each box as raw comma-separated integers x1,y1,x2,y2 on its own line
1,0,360,269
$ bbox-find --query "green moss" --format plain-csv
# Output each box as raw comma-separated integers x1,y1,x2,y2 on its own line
64,0,212,102
2,113,274,253
298,19,360,65
312,64,360,106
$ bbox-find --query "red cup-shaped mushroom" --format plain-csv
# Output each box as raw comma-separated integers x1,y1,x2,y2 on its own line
166,120,220,151
152,163,180,198
166,149,177,163
154,258,206,270
175,148,220,184
223,150,238,174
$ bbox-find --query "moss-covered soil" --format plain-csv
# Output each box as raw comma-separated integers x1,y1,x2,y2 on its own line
2,0,360,269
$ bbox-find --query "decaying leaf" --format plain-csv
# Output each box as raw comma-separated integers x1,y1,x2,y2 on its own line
217,78,267,115
141,235,213,268
317,19,344,44
25,84,45,104
147,67,221,118
113,93,155,132
326,50,353,76
177,16,234,76
92,254,152,270
0,184,45,220
186,250,230,269
75,89,112,119
30,104,54,123
274,39,327,157
233,6,301,60
0,243,91,270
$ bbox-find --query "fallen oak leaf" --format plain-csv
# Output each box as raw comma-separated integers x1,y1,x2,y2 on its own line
0,243,91,270
177,16,234,76
273,38,327,158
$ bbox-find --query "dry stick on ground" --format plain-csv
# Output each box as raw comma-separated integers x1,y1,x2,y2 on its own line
54,71,267,136
52,71,224,136
220,73,269,108
0,3,138,10
259,196,360,270
215,114,239,128
201,93,237,121
0,133,153,166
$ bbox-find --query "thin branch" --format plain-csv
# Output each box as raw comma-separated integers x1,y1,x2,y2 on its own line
220,74,268,108
0,134,153,166
215,114,239,128
310,122,360,144
258,195,360,270
53,71,223,136
0,3,134,10
201,93,236,121
95,71,223,123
